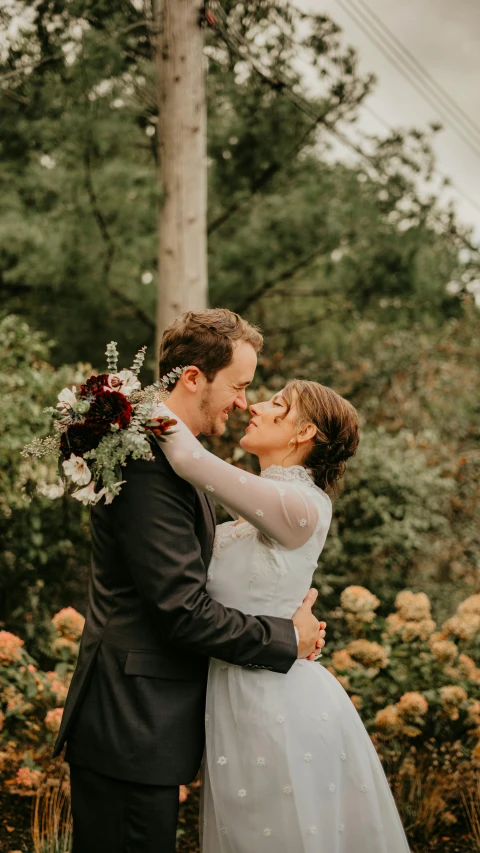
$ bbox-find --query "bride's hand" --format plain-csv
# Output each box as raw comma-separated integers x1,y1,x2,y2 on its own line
293,589,324,659
307,621,326,661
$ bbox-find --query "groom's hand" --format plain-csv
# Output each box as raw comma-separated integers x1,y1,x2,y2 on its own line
292,589,326,659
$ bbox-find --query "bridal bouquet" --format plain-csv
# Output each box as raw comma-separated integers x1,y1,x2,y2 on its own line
22,342,180,506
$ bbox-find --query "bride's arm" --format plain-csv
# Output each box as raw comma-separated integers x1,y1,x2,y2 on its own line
154,405,329,549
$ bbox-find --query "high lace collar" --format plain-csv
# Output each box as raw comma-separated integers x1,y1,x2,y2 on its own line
260,464,315,485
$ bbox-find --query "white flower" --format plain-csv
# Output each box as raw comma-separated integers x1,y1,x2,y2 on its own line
71,482,105,506
62,454,92,486
192,451,202,459
304,753,313,762
217,756,228,765
238,789,247,797
37,480,65,500
339,823,345,833
255,509,264,517
298,518,307,527
283,785,293,795
205,714,209,722
263,828,272,836
321,712,329,721
57,386,77,411
239,476,247,484
329,782,336,792
107,370,141,396
340,752,347,761
309,826,318,835
207,573,213,581
104,482,126,505
220,826,227,835
257,757,266,766
360,784,368,793
276,715,285,723
205,485,215,492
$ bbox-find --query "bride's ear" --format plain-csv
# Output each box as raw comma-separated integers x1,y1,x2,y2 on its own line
296,422,316,446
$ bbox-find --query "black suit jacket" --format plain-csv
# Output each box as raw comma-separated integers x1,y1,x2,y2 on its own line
54,443,297,785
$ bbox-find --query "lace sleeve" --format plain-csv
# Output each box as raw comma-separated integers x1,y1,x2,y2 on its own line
155,404,324,550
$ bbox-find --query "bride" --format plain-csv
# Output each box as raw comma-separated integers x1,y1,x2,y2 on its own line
156,379,410,853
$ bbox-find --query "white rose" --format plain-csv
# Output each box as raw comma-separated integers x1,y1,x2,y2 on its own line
62,454,92,486
57,386,77,412
107,370,141,397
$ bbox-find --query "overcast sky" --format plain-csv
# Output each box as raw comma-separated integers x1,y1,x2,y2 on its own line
295,0,480,239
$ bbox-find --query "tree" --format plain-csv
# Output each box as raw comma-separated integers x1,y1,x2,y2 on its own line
154,0,208,358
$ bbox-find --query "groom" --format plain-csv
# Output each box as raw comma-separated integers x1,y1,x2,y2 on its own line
55,308,326,853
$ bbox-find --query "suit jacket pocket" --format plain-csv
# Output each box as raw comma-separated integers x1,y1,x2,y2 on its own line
124,649,207,682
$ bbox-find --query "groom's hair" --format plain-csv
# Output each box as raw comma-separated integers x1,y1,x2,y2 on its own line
159,308,263,382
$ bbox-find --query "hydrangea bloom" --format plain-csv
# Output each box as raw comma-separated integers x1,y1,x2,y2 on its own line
0,630,24,665
52,607,85,642
45,707,64,733
346,639,389,670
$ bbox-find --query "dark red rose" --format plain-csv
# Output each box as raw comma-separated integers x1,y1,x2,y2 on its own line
86,390,132,430
79,374,110,397
60,424,105,458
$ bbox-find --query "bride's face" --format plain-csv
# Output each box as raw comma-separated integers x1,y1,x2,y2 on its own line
239,391,299,457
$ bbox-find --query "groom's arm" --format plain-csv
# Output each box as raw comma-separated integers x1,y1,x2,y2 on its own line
113,455,298,674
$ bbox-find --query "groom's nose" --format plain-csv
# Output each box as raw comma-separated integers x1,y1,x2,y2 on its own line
234,390,248,410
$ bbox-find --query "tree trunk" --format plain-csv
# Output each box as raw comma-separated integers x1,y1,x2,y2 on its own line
154,0,208,365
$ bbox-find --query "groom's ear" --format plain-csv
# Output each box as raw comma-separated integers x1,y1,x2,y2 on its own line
180,365,204,393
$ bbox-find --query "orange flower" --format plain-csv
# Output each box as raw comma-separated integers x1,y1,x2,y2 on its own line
346,640,389,669
51,607,85,642
0,709,4,732
395,591,431,622
439,685,468,719
397,692,428,720
45,708,64,734
429,639,458,665
375,705,399,735
0,631,24,665
401,619,436,642
331,650,357,672
340,586,380,616
350,695,363,711
46,671,69,704
16,767,43,789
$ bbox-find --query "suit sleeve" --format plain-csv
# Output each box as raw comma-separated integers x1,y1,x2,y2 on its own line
113,454,298,674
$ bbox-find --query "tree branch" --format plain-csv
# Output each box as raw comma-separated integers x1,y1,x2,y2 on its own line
82,148,154,332
233,248,325,314
207,118,322,236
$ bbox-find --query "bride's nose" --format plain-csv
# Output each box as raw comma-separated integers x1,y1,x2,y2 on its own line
249,403,259,415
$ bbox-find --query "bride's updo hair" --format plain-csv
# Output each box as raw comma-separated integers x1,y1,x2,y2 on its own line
282,380,360,493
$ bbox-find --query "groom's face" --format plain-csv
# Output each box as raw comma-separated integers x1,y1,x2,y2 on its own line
199,340,257,436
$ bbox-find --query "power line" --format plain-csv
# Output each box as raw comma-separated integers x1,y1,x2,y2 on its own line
206,1,480,261
363,103,480,218
346,0,480,147
335,0,480,164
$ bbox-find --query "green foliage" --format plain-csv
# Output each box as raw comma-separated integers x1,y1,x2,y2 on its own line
0,315,90,647
318,429,453,603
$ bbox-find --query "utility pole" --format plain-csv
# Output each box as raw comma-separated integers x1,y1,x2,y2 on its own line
153,0,208,364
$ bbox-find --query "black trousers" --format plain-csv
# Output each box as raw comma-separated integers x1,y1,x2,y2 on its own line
69,764,180,853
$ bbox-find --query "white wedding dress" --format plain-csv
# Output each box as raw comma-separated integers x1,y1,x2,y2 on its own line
157,405,410,853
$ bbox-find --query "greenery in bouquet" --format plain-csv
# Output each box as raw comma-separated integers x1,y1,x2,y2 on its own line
22,341,179,507
0,606,84,794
